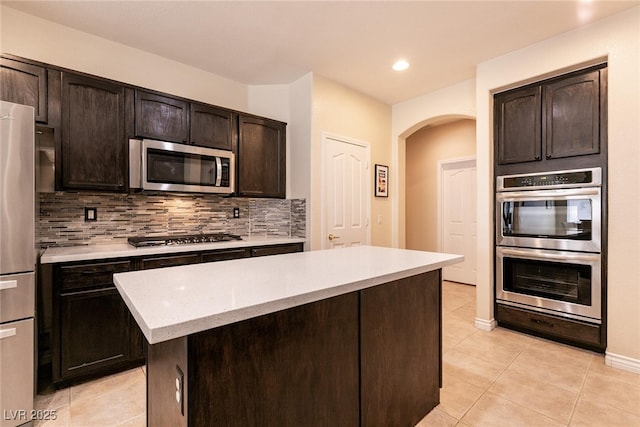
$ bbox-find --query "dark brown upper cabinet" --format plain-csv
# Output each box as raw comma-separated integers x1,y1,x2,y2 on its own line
135,94,236,150
0,57,48,123
61,72,127,192
495,86,542,165
190,102,236,150
495,65,605,173
2,55,290,197
237,115,286,198
544,69,601,160
134,90,189,143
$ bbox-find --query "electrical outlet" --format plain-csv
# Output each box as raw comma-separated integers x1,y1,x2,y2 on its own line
84,207,97,222
175,365,184,415
233,207,240,218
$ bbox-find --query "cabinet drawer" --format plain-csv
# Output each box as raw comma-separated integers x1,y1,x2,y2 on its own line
0,318,34,422
201,249,250,263
251,243,303,258
59,260,131,292
0,272,35,323
496,304,602,349
140,254,200,270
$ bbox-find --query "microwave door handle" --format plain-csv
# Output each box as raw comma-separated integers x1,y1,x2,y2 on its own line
215,157,222,187
502,203,512,232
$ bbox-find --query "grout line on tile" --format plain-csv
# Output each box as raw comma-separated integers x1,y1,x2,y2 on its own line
566,354,598,426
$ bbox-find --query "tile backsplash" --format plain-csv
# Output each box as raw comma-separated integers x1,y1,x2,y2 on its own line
38,191,306,248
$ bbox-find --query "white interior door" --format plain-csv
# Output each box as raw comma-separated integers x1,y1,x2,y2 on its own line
323,135,370,249
440,159,477,285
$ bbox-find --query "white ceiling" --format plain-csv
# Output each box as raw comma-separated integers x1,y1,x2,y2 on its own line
5,1,639,104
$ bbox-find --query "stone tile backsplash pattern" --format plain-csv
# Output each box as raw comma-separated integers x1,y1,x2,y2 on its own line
38,192,306,248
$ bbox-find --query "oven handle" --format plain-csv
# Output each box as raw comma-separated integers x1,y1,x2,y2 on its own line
496,187,600,200
497,247,600,263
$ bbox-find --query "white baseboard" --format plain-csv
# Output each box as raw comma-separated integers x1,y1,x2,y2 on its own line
475,317,497,331
605,352,640,374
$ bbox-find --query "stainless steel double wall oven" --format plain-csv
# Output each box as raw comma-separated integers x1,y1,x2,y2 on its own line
495,168,603,324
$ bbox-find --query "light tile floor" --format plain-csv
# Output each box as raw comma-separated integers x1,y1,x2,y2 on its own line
418,281,640,427
35,281,639,426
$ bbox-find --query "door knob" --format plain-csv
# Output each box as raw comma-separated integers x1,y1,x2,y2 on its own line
328,233,341,241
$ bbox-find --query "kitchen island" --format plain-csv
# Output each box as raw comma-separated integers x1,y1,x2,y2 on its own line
114,245,463,427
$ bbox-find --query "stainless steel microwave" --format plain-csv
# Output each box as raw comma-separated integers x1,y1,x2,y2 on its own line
129,139,235,194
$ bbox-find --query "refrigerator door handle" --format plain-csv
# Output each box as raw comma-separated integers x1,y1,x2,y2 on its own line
0,328,17,340
0,279,18,290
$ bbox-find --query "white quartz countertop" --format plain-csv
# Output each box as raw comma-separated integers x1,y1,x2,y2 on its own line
40,237,306,264
113,245,463,344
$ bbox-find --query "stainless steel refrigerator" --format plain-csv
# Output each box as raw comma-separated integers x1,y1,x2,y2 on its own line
1,101,35,427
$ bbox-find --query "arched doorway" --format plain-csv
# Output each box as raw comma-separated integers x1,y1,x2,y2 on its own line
404,117,477,284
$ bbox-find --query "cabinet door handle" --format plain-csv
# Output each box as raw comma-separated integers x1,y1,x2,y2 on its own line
0,328,17,340
0,280,17,290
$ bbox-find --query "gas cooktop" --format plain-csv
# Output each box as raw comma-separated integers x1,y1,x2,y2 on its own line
127,233,242,248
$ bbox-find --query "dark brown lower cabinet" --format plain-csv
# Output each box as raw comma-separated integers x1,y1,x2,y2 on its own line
140,253,201,270
46,243,304,388
147,270,441,427
360,270,441,427
52,260,143,387
250,242,303,257
200,248,250,263
189,293,359,427
496,304,604,352
59,288,130,378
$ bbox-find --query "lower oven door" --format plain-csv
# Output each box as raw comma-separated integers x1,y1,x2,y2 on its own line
496,246,601,323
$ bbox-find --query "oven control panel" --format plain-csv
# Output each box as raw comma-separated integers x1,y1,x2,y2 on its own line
497,167,601,191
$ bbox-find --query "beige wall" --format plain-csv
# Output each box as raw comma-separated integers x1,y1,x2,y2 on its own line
405,120,476,252
310,75,392,250
392,79,477,249
288,73,313,210
246,74,392,250
0,6,248,111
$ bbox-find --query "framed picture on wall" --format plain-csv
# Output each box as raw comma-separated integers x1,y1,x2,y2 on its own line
375,164,389,197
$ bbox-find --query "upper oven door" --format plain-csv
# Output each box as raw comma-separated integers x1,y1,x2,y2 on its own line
139,139,234,194
496,187,601,253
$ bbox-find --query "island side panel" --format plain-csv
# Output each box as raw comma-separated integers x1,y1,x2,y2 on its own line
360,270,441,427
187,292,360,427
147,335,188,427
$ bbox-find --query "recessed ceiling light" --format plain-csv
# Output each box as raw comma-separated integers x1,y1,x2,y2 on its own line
392,59,410,71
